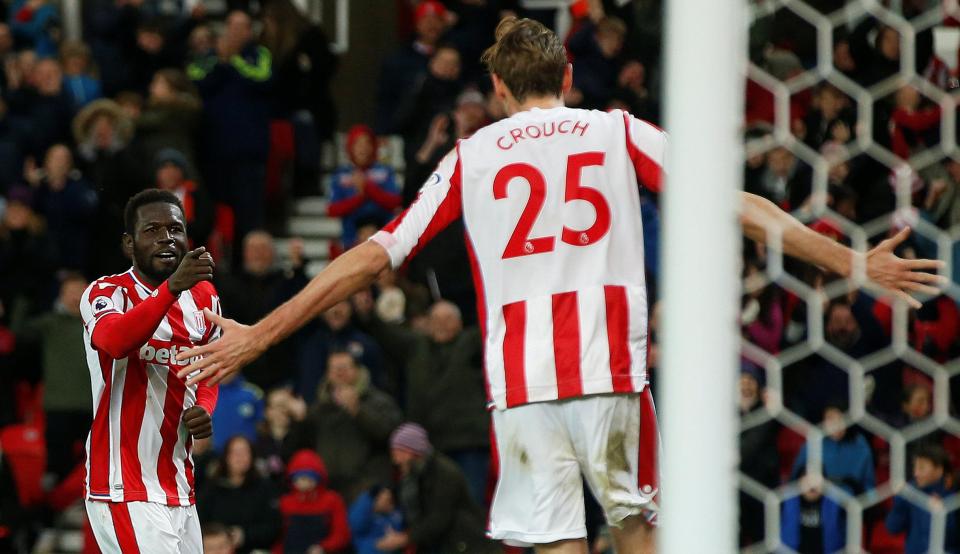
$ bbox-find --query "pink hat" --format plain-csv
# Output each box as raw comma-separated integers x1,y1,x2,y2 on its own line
390,423,433,456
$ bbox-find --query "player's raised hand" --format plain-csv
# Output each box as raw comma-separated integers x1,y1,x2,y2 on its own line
865,227,946,309
168,247,215,295
181,406,212,439
176,308,264,386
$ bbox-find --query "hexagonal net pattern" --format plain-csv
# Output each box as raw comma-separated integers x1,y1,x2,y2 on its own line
740,1,960,552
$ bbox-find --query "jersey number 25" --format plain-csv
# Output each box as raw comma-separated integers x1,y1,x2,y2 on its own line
494,152,610,259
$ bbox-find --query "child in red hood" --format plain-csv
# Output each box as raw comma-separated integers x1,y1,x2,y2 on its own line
327,125,401,250
274,449,351,554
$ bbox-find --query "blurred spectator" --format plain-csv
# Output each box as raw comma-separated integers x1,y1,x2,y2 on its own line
153,147,213,246
127,20,185,95
792,404,876,497
262,0,338,143
189,10,273,250
10,272,90,480
188,24,215,60
297,300,386,402
276,449,351,554
255,387,306,483
348,484,404,554
886,444,958,553
287,350,402,502
742,262,783,355
889,384,933,429
202,523,238,554
798,84,854,151
358,300,489,505
8,58,73,159
608,60,659,123
395,44,463,161
889,84,940,160
327,125,401,249
405,89,487,205
211,372,264,454
199,436,282,553
60,40,102,110
567,17,627,109
0,186,55,314
739,361,779,547
216,230,307,388
849,20,901,87
137,68,202,176
9,0,60,57
743,146,811,211
375,0,450,133
26,144,98,270
380,423,496,553
72,99,138,274
781,472,845,553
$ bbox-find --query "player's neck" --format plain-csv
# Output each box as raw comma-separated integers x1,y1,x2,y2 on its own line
508,95,565,116
132,266,162,290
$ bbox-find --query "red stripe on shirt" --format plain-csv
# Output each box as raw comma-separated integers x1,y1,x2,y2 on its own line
464,231,492,404
623,112,662,193
108,502,141,553
552,292,582,399
502,301,527,407
157,303,189,503
604,285,634,393
88,352,113,495
119,357,148,497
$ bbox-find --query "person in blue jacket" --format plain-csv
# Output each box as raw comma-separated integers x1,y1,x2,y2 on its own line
781,472,846,553
791,403,876,496
886,443,959,554
348,484,404,554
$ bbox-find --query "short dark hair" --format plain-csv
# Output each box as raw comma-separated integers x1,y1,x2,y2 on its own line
123,189,185,234
913,443,950,471
481,17,567,103
201,521,231,539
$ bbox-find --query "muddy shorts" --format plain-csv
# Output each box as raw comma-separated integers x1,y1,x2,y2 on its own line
487,390,660,547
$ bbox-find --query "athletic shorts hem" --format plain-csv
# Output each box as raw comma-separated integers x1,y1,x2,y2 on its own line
487,526,587,545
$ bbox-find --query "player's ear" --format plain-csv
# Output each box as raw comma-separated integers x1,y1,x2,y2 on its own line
121,233,133,260
491,73,507,100
561,63,573,95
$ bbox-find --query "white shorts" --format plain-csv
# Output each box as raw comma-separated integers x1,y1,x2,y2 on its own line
488,391,660,547
85,500,202,554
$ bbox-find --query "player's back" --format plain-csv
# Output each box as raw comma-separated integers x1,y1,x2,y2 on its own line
457,107,665,409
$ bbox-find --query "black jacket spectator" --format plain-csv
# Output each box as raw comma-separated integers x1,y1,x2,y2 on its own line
198,436,282,553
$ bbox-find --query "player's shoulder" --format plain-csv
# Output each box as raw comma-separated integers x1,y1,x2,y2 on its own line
193,280,219,298
84,271,133,300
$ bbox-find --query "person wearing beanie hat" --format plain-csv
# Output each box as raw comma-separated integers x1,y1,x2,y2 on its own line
327,124,401,250
738,359,779,545
376,423,497,553
275,449,351,554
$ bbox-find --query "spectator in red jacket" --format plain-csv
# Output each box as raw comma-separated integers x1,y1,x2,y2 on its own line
276,449,351,554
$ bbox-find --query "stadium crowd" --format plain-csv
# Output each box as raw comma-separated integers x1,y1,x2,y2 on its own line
4,0,960,551
0,0,655,552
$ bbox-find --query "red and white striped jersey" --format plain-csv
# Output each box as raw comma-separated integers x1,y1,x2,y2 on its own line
372,107,665,410
80,269,221,506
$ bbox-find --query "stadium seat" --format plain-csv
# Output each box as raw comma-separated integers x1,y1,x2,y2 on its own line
0,424,46,508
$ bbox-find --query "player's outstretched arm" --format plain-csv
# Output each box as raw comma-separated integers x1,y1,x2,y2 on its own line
176,241,390,385
740,191,944,309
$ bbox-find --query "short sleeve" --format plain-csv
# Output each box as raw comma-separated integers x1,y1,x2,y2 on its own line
370,144,463,268
80,281,128,336
623,111,668,193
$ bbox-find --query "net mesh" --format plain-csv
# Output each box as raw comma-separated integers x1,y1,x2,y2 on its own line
740,1,960,552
